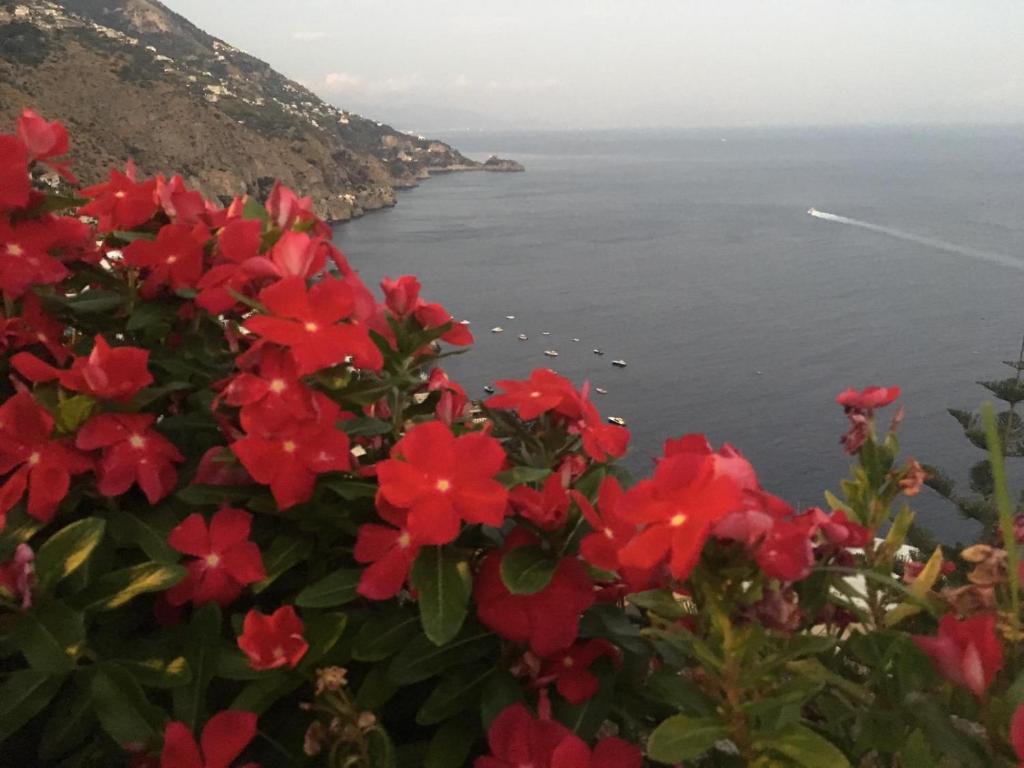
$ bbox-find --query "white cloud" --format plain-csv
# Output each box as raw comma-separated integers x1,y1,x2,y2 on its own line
323,72,363,91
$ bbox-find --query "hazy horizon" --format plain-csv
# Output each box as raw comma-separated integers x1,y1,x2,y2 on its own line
162,1,1024,134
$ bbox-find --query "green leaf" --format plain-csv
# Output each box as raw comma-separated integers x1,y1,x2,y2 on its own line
628,589,689,619
35,518,106,593
320,476,378,500
647,714,728,764
415,665,493,725
63,290,125,314
55,394,96,433
499,545,556,595
479,668,524,727
91,664,163,749
553,666,616,740
367,727,396,768
904,692,987,766
387,625,496,686
72,562,185,612
355,665,397,710
174,484,254,506
251,535,313,594
425,718,475,768
411,546,472,645
884,546,943,627
230,672,300,714
642,668,715,716
295,568,362,608
172,603,220,731
116,656,191,689
214,647,263,681
104,507,178,564
241,196,270,223
753,724,851,768
495,466,551,488
39,672,94,760
298,612,348,671
341,416,394,436
0,669,66,743
11,600,85,673
352,611,419,662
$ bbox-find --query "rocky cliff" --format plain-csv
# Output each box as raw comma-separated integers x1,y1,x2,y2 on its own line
0,0,523,221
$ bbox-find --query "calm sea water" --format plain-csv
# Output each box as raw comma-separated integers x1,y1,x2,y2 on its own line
334,127,1024,543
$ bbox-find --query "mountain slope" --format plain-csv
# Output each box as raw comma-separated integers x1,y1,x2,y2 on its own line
0,0,522,221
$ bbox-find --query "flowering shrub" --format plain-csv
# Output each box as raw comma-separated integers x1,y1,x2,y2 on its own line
3,109,1024,767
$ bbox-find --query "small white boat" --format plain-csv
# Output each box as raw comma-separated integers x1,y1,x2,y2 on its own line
505,315,516,320
483,384,495,394
460,320,471,326
607,416,626,426
572,338,580,342
517,333,528,341
807,207,819,215
612,359,627,368
595,387,608,395
593,349,604,356
491,327,504,333
541,331,551,336
544,350,559,357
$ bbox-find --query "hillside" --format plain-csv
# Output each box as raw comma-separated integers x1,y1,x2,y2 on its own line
0,0,523,221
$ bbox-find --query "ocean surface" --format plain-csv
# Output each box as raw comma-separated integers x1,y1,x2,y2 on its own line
334,127,1024,543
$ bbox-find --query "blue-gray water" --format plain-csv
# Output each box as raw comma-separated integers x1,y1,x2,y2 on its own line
335,127,1024,543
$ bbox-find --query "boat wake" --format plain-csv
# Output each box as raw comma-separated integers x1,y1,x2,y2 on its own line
807,208,1023,273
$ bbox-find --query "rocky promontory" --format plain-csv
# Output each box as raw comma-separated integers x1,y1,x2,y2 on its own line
0,0,523,222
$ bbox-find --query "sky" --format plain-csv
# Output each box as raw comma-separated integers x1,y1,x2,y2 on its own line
162,0,1024,132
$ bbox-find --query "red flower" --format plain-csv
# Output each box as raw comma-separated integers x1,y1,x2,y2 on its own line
381,275,421,317
375,421,508,544
76,413,183,503
354,500,421,600
160,710,259,768
486,368,578,421
156,174,208,225
573,399,629,462
123,222,208,296
475,704,589,768
618,447,744,581
219,347,316,432
265,182,317,231
475,704,641,768
79,166,158,231
0,218,71,298
0,134,29,210
13,334,153,401
509,473,570,531
0,393,90,524
753,512,819,582
165,507,265,607
836,385,901,411
413,302,473,345
195,219,263,313
1011,704,1024,767
475,532,594,656
241,230,326,282
243,276,382,374
571,477,634,573
16,109,75,182
541,639,619,704
237,605,308,670
427,367,470,425
7,291,70,363
231,393,352,509
913,613,1004,698
591,738,643,768
0,543,35,610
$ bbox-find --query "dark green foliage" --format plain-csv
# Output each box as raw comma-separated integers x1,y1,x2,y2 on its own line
0,21,52,66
